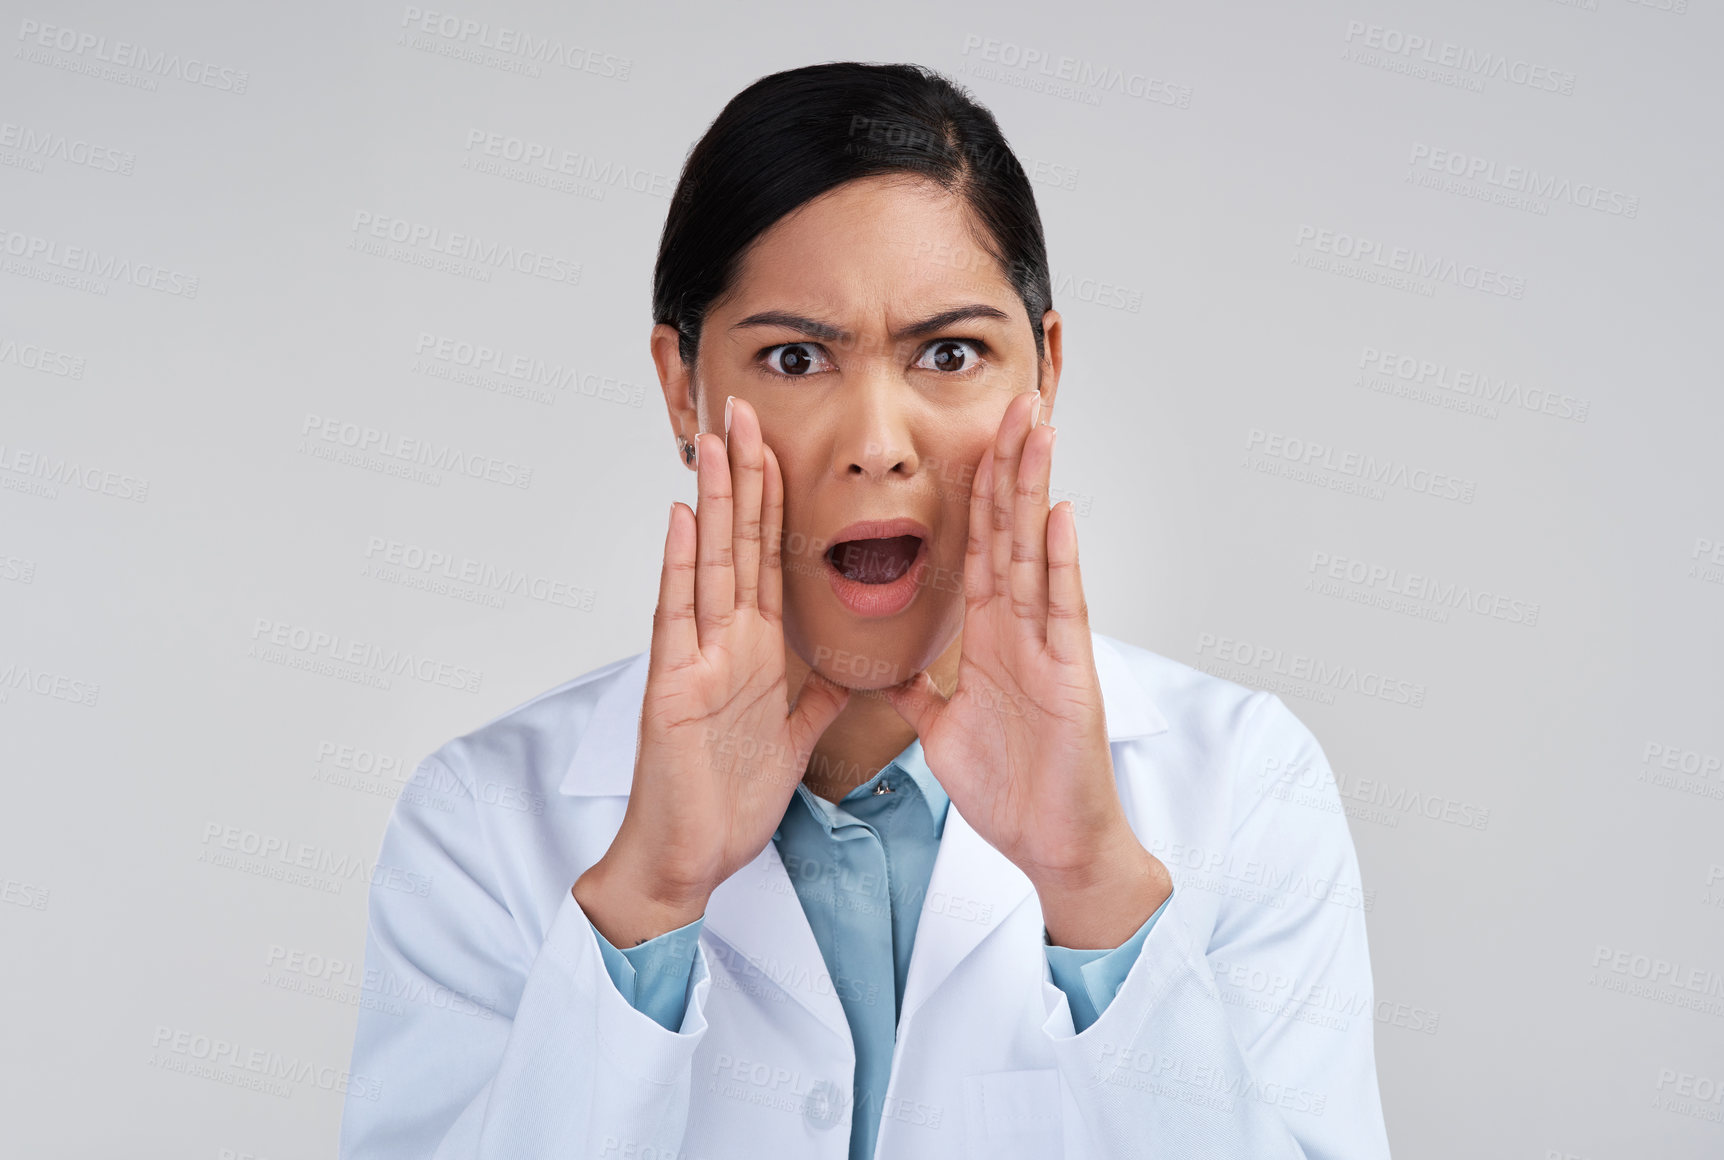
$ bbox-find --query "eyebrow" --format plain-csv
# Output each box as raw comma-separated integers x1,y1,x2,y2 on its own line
730,304,1011,345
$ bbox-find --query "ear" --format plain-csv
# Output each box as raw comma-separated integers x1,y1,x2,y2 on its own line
651,323,700,471
1036,308,1064,422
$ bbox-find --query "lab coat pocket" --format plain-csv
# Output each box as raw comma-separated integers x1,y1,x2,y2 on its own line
962,1067,1063,1159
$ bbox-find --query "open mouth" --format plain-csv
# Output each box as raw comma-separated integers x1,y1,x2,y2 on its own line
819,518,931,618
825,535,924,585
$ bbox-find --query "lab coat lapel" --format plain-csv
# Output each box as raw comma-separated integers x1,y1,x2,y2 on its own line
702,842,853,1042
557,633,1167,1044
895,802,1031,1027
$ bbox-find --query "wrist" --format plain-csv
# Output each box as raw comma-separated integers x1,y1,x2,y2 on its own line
573,848,711,948
1034,827,1171,950
612,815,726,906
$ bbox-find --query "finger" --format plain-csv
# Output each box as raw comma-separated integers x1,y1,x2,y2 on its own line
728,397,764,611
1046,500,1095,667
1010,422,1055,644
651,501,699,665
964,446,995,603
758,440,785,622
991,389,1040,597
878,670,948,739
693,431,735,641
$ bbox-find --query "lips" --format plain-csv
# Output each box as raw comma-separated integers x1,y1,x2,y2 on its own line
820,517,931,618
824,519,930,585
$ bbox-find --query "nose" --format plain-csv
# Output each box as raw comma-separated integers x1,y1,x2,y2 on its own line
834,374,920,482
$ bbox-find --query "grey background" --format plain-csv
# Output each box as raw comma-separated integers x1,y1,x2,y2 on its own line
3,0,1721,1156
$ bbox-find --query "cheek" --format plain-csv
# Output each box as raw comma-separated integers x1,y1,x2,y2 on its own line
773,468,825,581
772,452,810,518
930,440,990,508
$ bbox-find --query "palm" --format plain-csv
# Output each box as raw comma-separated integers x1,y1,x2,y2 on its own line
930,612,1093,846
884,390,1120,881
645,615,799,852
626,399,851,898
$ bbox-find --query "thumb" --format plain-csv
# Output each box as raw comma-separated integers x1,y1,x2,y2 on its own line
879,670,947,737
786,668,851,756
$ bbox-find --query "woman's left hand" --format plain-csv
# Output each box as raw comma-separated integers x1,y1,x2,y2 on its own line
881,388,1170,949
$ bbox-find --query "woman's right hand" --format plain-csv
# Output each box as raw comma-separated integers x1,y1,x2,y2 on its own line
572,395,851,947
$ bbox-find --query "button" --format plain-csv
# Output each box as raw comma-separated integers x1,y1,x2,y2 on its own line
872,779,893,795
803,1078,847,1131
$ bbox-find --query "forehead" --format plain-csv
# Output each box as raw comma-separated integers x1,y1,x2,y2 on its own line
717,174,1019,319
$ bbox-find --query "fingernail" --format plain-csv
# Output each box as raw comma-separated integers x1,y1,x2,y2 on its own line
692,435,700,468
724,395,734,440
1029,389,1042,431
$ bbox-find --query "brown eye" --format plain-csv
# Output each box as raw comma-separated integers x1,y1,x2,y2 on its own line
765,343,830,376
915,339,981,374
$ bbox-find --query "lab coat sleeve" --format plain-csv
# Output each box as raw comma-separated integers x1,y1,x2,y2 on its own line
1038,692,1391,1159
338,755,714,1160
593,916,706,1032
1043,892,1171,1033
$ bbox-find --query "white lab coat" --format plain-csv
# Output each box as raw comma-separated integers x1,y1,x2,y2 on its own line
339,632,1391,1159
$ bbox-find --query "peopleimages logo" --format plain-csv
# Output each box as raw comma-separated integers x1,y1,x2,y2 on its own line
149,1026,381,1100
299,413,533,490
1307,550,1540,627
0,442,149,502
0,120,136,174
349,211,581,286
0,226,199,297
264,945,496,1019
1357,346,1590,423
363,534,597,612
1341,21,1577,95
1194,632,1426,708
461,130,671,198
1246,429,1478,504
0,660,100,707
957,34,1192,108
414,333,646,407
398,6,632,78
249,616,485,694
198,821,435,898
0,336,86,379
14,19,251,93
1407,144,1638,218
1592,945,1724,997
1294,225,1525,299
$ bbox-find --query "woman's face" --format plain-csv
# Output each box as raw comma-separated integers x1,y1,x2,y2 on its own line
652,173,1062,689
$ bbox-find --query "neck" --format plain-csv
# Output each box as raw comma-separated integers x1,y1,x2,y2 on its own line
785,631,962,802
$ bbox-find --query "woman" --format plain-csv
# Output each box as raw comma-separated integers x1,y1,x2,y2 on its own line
340,62,1390,1160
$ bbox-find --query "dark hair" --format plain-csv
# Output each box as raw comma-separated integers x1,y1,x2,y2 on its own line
652,62,1053,382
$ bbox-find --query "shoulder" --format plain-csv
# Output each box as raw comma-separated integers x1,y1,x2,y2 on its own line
419,650,647,800
1094,631,1364,902
1094,630,1280,741
1093,630,1330,805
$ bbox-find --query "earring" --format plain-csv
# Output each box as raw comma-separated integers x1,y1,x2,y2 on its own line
679,437,696,465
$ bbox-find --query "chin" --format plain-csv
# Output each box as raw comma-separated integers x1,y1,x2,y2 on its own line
783,601,959,692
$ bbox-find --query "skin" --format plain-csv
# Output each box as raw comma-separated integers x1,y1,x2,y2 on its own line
573,173,1171,953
